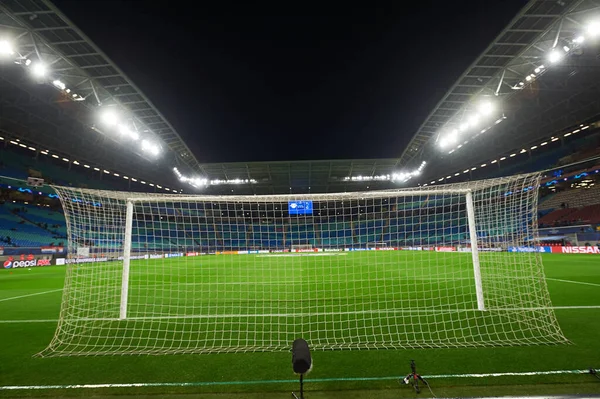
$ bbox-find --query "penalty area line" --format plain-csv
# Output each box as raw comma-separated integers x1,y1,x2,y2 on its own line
0,369,594,391
0,288,63,303
546,277,600,288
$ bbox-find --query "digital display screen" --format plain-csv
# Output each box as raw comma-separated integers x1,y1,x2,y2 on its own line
288,200,313,215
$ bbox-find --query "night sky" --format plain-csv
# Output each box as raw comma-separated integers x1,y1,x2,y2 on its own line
52,1,525,164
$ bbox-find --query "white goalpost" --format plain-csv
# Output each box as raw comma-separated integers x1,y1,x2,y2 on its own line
38,173,568,357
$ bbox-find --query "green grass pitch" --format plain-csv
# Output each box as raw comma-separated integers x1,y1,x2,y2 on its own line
1,252,599,398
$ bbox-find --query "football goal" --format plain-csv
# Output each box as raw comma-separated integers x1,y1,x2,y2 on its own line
38,172,567,356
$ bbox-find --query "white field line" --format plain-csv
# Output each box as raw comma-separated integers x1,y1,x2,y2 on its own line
546,277,600,288
257,253,348,257
1,305,599,324
0,369,593,391
0,289,63,303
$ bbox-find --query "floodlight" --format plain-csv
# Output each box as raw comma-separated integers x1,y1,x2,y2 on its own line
478,100,494,116
548,49,563,64
118,124,139,140
0,39,14,56
438,136,448,148
141,139,160,156
31,62,47,78
525,75,532,82
573,35,585,44
562,45,570,52
100,109,119,126
534,67,541,73
586,21,600,37
468,114,480,127
52,80,66,90
459,122,469,132
448,129,458,143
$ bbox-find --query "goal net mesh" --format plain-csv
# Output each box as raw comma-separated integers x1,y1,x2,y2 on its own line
38,173,567,356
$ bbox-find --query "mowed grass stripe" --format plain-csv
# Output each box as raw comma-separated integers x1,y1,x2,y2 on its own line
0,252,598,395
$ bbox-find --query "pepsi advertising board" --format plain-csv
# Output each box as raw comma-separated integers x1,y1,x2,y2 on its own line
288,200,313,215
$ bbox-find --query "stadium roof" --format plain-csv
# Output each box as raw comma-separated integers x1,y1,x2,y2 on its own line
0,0,203,184
198,158,401,195
398,0,600,183
2,0,600,195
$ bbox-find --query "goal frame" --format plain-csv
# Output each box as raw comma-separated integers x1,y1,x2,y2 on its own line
117,188,485,322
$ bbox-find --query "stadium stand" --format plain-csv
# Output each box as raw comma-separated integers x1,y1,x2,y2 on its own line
539,185,600,210
0,146,127,191
0,202,64,247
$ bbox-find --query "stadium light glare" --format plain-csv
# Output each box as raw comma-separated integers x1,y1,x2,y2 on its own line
574,35,585,44
100,109,119,126
478,100,494,116
548,49,563,64
455,172,460,176
0,39,14,56
586,21,600,37
93,167,100,171
491,160,497,163
500,157,506,161
103,170,110,174
52,80,66,90
131,178,137,182
510,153,516,157
31,62,47,78
51,154,59,159
468,114,480,127
563,45,570,52
541,141,548,146
459,122,469,132
531,145,538,150
438,136,448,148
525,75,532,82
534,67,541,73
84,164,90,168
117,124,139,140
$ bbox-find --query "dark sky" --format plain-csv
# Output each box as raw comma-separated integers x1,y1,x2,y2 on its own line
53,0,526,164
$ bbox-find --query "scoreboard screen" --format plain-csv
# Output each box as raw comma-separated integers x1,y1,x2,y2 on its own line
288,200,313,215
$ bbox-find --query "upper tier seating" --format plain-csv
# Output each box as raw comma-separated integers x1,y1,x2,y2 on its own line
539,185,600,210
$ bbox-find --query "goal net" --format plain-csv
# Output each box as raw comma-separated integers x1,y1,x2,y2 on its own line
39,173,567,356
